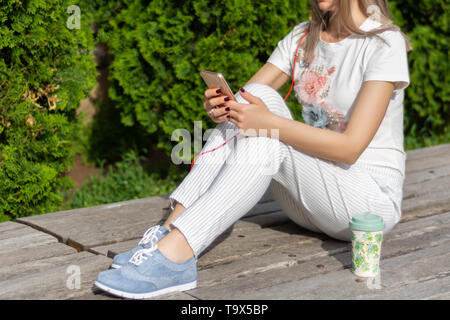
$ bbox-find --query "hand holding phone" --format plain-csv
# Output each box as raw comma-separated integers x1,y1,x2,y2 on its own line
191,72,241,168
200,70,236,101
200,70,236,123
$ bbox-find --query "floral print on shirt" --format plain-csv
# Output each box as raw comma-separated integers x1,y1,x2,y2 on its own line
294,55,347,132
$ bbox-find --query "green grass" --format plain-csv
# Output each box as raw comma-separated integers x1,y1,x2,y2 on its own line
58,149,183,210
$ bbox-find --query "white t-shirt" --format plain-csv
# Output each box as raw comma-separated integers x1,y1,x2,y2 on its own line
267,17,410,176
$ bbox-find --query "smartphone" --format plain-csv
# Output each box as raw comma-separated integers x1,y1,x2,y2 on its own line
200,70,236,101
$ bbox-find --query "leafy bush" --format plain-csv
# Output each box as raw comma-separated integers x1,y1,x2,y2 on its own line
61,149,179,209
389,0,449,148
83,97,156,166
0,0,97,221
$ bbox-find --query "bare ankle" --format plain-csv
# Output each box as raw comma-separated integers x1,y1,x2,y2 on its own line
163,202,186,229
157,228,194,263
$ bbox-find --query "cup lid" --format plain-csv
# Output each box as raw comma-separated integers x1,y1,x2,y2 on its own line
349,212,386,232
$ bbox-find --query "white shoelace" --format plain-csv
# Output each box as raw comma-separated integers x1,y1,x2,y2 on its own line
128,225,162,266
129,244,158,266
138,225,162,246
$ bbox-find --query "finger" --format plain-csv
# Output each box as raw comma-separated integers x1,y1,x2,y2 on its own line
216,104,230,115
209,95,231,109
205,99,221,111
208,107,218,119
211,108,231,123
228,110,241,122
208,105,228,118
203,100,210,111
213,106,229,119
225,100,245,112
204,87,223,100
215,113,230,123
227,114,240,128
238,88,262,105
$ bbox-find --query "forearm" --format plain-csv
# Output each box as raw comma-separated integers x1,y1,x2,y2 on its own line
269,115,358,165
245,63,289,91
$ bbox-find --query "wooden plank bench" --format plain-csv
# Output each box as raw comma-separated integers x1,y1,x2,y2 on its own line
0,143,449,300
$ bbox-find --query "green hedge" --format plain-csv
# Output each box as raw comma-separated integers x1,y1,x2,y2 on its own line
0,0,97,221
89,0,310,162
389,0,449,148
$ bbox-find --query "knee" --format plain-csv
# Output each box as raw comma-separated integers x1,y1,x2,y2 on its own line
325,228,353,242
237,83,293,120
242,82,277,95
382,216,401,236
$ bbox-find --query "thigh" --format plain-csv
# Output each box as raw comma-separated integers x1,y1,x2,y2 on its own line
271,145,399,242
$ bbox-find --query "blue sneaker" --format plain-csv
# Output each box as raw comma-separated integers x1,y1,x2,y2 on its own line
95,244,197,299
110,225,169,269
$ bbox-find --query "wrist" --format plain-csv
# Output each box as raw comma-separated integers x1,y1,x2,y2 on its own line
266,113,284,138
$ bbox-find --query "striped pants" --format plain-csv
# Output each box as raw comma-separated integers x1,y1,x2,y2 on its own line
169,83,404,258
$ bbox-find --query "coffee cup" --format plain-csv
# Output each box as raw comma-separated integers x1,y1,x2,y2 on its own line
349,212,386,277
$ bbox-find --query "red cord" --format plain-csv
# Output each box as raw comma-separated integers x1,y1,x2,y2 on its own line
190,132,239,170
284,22,310,102
190,23,310,170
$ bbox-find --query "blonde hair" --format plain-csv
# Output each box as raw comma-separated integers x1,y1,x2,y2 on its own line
300,0,412,64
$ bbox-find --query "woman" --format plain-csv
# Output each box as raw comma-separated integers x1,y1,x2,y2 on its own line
95,0,411,299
